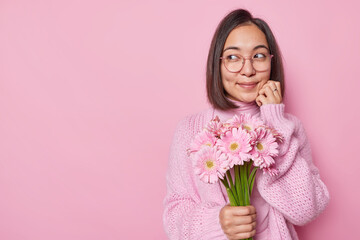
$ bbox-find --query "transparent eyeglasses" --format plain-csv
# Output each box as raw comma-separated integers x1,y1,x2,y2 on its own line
220,52,273,73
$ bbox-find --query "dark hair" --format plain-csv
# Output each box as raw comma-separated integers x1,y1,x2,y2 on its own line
206,9,285,110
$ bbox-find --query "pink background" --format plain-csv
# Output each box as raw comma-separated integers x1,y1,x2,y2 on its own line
0,0,359,239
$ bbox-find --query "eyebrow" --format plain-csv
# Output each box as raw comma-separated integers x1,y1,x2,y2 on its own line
223,44,269,52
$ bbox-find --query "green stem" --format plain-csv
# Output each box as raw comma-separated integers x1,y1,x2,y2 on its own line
221,175,230,189
226,170,240,205
220,177,237,206
249,167,259,197
246,167,250,206
227,170,234,190
234,165,243,206
226,188,237,206
246,163,251,205
247,161,252,177
240,165,250,206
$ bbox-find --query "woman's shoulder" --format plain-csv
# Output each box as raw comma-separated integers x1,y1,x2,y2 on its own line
283,109,307,131
284,111,302,125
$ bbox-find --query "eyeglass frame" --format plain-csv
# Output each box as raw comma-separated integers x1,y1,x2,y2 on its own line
220,53,274,73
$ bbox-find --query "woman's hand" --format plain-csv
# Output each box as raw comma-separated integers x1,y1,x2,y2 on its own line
219,204,257,240
256,80,283,106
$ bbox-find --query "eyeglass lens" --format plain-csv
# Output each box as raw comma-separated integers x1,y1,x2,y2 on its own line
223,53,272,72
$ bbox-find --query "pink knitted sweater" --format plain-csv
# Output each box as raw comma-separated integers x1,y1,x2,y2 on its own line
163,102,329,240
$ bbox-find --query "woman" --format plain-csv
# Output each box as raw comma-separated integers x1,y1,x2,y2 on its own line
163,9,329,240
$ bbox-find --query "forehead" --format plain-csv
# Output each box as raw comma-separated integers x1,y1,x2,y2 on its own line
223,24,268,51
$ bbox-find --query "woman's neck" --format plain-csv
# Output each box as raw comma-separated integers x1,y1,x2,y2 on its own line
214,97,260,121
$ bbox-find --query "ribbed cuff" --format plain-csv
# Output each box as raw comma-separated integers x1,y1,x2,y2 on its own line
260,103,286,125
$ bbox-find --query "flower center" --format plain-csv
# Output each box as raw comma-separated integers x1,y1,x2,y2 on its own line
256,142,264,151
205,160,214,169
230,142,240,151
243,124,251,131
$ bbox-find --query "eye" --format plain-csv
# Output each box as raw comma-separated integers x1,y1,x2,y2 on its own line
254,53,266,59
226,54,240,61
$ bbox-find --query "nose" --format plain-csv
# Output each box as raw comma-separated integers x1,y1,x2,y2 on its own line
240,59,256,77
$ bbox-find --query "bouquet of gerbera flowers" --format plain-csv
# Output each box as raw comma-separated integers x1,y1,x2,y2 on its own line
188,113,284,209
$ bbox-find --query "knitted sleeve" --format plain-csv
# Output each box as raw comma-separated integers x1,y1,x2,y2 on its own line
163,115,227,240
257,104,330,226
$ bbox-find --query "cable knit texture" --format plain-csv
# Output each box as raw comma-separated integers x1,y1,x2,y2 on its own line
163,102,329,240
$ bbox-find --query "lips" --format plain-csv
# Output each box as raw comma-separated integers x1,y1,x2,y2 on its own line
237,82,258,89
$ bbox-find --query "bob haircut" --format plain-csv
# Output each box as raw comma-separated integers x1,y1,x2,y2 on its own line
206,9,285,110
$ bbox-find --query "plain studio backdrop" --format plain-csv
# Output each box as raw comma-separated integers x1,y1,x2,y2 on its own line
0,0,359,239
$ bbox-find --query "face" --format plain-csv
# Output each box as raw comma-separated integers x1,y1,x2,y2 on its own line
221,23,271,103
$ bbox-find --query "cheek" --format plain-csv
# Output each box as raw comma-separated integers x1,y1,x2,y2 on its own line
221,70,236,84
221,64,235,80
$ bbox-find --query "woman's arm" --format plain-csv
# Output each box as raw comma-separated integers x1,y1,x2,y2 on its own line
257,104,330,226
163,116,227,239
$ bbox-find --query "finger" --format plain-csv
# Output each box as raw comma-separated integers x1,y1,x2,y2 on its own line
272,87,281,100
267,81,278,91
256,96,262,106
263,80,276,87
264,86,277,101
233,221,257,233
259,85,272,96
258,80,274,94
232,205,256,216
274,81,282,98
274,81,281,91
223,220,256,238
269,82,282,101
256,94,267,106
268,80,280,94
260,81,277,94
267,80,278,85
259,81,271,93
232,213,257,225
234,229,256,239
258,87,266,96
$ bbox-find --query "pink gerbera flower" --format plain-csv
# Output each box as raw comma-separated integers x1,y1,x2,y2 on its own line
225,114,244,129
192,147,229,184
240,113,264,132
216,127,252,167
188,130,217,156
263,167,279,176
251,127,279,169
263,126,284,143
225,113,263,131
204,115,223,137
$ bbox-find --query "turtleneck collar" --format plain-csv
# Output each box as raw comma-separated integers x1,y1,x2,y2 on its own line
213,97,260,121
